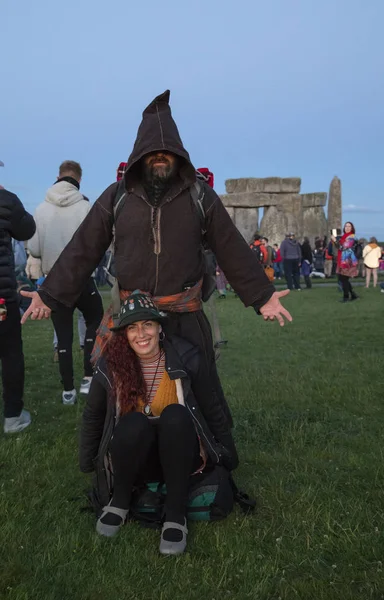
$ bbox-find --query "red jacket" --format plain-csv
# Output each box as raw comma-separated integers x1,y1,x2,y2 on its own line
273,249,282,263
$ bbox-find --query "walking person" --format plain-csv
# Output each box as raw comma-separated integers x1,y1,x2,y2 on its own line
332,222,359,303
0,181,36,433
272,243,283,279
28,161,104,404
363,237,382,288
280,233,302,291
21,90,292,428
300,237,313,289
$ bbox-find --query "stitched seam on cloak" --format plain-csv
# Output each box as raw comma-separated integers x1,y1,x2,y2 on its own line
156,104,165,148
95,200,112,216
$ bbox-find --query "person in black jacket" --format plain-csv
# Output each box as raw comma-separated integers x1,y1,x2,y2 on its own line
300,237,313,289
0,183,36,433
80,291,238,555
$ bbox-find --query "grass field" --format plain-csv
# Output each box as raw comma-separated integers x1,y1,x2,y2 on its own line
1,287,383,600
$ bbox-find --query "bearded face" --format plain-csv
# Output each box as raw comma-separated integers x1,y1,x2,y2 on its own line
142,151,178,184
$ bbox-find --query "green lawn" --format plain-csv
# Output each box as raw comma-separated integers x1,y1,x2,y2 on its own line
1,288,383,600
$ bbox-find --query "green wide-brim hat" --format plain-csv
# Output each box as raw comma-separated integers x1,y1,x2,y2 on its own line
110,291,167,332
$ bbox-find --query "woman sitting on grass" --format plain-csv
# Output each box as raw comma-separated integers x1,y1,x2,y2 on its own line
80,291,237,555
332,221,359,303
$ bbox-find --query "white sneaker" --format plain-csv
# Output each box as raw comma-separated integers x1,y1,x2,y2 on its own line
62,389,77,405
80,377,93,395
4,409,31,434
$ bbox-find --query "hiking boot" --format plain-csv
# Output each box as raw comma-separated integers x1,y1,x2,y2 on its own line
350,295,359,301
4,409,31,434
159,520,188,556
53,349,59,363
62,389,77,405
80,377,92,395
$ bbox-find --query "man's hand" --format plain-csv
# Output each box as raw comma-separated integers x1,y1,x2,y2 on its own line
259,290,292,327
20,291,51,324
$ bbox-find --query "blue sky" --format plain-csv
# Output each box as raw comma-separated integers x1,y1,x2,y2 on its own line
1,0,383,238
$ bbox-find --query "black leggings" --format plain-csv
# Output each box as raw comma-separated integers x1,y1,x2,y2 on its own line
51,279,103,390
338,274,355,299
109,404,200,522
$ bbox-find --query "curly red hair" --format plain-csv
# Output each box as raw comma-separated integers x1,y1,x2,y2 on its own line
104,331,147,415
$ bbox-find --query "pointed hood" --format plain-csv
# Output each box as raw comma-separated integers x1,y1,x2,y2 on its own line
124,90,196,187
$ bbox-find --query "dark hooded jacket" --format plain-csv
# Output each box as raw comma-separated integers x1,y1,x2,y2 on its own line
80,335,238,508
39,90,274,311
0,189,36,302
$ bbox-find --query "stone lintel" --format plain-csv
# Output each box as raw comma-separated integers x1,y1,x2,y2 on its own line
301,193,327,208
225,177,301,194
220,192,299,208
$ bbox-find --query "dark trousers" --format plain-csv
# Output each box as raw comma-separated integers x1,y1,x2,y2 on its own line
338,274,355,299
0,301,24,418
51,279,104,391
164,309,233,427
110,405,200,520
283,259,301,290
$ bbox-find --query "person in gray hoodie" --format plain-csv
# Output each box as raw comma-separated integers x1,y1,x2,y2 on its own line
28,161,103,405
280,233,302,291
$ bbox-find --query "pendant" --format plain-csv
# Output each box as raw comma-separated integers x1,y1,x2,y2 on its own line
143,404,152,416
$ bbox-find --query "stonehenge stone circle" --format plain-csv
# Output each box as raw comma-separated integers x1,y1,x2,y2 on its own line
220,177,341,244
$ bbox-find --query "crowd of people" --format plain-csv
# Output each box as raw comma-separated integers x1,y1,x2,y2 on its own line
1,91,381,555
247,229,384,299
0,90,292,555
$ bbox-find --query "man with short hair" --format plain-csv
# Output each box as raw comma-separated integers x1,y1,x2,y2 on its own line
28,161,103,405
22,90,292,423
280,232,302,291
0,169,36,433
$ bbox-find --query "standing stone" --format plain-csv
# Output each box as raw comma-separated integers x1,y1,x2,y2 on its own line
259,206,286,243
328,176,342,231
233,208,259,243
225,206,235,220
303,207,327,244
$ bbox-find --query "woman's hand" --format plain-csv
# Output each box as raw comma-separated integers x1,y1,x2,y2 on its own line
331,235,336,243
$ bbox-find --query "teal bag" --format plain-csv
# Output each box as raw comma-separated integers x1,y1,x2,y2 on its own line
130,466,253,527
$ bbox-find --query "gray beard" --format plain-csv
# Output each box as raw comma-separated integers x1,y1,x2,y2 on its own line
142,164,176,206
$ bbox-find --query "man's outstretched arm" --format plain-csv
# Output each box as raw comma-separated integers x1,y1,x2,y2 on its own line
204,186,292,326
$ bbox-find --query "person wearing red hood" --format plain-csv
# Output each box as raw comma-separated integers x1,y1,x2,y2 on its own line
22,90,292,425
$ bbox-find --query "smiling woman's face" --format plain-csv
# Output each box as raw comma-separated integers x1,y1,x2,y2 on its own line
344,222,353,234
126,320,161,360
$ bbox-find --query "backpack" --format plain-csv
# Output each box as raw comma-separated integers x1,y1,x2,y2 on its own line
354,242,363,260
250,242,264,264
107,177,217,308
84,465,255,527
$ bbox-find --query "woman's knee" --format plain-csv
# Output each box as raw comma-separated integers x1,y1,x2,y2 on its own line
110,412,150,449
159,404,192,430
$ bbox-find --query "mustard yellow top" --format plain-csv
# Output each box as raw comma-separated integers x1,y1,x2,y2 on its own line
136,371,178,417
